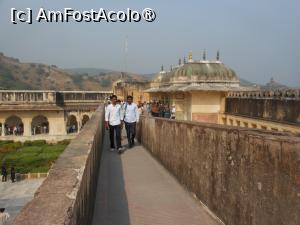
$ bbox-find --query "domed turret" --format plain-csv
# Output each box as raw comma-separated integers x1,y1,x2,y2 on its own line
170,62,238,83
150,51,240,89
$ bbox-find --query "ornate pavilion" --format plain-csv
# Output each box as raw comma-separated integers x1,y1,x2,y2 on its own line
145,51,253,123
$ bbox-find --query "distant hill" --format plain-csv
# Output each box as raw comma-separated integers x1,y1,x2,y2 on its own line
239,78,260,87
0,53,78,90
141,73,156,81
239,77,291,90
261,78,288,90
67,68,156,81
0,53,291,91
65,68,114,76
0,53,148,91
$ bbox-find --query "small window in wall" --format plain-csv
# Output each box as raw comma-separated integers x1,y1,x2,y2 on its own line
252,124,257,128
229,119,233,126
261,126,267,130
236,121,241,126
243,122,249,127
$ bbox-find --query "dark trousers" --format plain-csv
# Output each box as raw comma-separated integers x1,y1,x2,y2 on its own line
125,122,136,146
11,174,15,182
2,174,7,182
109,125,121,149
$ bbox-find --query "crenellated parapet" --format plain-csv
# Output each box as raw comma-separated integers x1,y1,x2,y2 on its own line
225,89,300,126
228,89,300,99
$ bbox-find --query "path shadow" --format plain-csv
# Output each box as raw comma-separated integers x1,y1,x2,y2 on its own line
92,130,130,225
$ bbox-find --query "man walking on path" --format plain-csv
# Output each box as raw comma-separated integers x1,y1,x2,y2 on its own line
10,166,16,183
123,96,139,148
1,165,7,182
105,95,124,154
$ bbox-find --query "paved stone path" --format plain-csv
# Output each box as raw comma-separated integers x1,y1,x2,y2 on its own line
92,131,221,225
0,178,45,224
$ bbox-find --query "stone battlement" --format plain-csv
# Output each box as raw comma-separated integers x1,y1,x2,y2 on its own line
228,89,300,99
225,90,300,126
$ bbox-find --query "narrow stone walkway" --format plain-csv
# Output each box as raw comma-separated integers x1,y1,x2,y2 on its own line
92,131,221,225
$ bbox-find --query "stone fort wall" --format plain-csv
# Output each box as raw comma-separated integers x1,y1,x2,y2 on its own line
226,89,300,125
137,116,300,225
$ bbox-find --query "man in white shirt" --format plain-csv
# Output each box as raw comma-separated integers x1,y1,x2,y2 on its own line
171,105,176,119
123,96,139,148
105,95,124,153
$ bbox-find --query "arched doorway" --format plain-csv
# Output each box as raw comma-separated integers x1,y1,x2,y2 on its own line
0,122,3,136
81,115,90,129
67,115,78,134
32,115,49,135
5,116,24,136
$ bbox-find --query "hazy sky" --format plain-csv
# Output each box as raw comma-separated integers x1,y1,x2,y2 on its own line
0,0,299,86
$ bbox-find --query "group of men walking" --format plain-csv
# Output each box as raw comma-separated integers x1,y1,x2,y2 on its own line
105,95,139,154
1,165,15,183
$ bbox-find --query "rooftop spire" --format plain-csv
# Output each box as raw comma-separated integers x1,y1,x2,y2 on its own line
202,50,206,61
183,56,186,64
188,51,193,62
178,58,182,66
161,65,164,72
216,49,220,61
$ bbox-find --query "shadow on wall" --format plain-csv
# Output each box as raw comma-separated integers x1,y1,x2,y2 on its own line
92,130,130,225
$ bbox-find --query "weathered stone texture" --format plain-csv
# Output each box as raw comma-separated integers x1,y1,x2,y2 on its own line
12,106,105,225
226,97,300,125
192,113,218,123
137,116,300,225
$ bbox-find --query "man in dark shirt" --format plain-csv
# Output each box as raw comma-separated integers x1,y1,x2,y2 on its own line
1,165,7,182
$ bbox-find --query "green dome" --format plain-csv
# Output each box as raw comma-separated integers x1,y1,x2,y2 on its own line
154,62,239,84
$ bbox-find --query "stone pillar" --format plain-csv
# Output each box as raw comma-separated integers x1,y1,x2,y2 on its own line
77,111,81,133
23,119,32,136
1,123,4,136
64,120,68,135
12,92,16,102
77,116,81,133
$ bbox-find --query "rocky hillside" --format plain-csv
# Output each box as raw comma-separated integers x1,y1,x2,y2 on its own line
0,53,148,91
262,78,288,90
